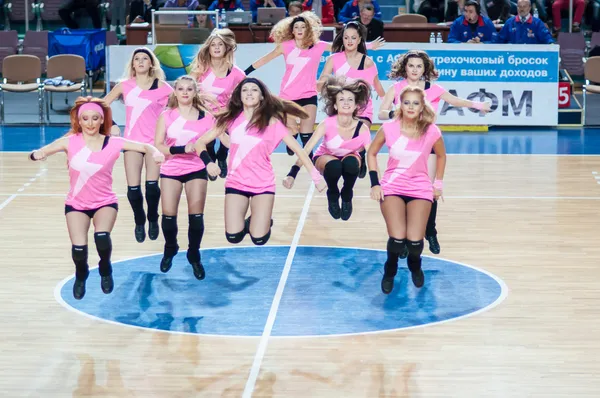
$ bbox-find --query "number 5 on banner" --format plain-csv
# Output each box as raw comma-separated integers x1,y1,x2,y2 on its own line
558,81,571,108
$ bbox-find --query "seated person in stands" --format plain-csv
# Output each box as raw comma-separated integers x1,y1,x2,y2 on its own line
59,0,102,29
195,4,215,28
288,1,303,16
480,0,512,23
337,0,381,22
493,0,553,43
448,0,497,43
302,0,336,23
552,0,585,34
445,0,466,21
417,0,446,22
207,0,246,14
129,0,158,23
163,0,199,27
352,4,383,41
251,0,286,23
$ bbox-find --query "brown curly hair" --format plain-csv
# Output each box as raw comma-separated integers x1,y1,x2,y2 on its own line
269,11,322,48
388,50,439,81
320,75,371,118
68,96,112,136
393,86,436,136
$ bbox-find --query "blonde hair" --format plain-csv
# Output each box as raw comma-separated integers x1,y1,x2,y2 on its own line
269,11,322,48
394,86,436,136
122,47,166,81
190,29,238,77
166,75,218,114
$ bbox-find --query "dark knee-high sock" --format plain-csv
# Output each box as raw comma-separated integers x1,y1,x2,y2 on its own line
323,160,343,203
216,144,229,162
299,132,313,158
426,199,438,238
206,140,217,162
385,237,406,276
340,156,360,202
406,239,424,273
187,214,204,263
72,245,89,281
127,185,146,226
94,232,113,277
161,215,179,257
145,181,160,223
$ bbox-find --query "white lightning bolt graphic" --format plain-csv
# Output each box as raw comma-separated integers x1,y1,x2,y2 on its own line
169,116,200,146
327,135,352,157
125,86,152,138
201,71,225,97
387,135,421,184
229,119,260,172
70,146,103,196
284,48,310,91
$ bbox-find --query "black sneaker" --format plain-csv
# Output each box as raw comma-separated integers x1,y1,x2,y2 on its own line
160,248,178,273
411,268,425,288
341,200,352,221
426,235,440,254
134,224,146,243
328,199,341,220
381,274,394,294
148,221,159,241
101,275,114,294
73,279,86,300
218,158,228,178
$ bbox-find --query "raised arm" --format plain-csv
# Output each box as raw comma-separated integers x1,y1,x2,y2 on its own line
244,44,284,74
103,82,123,105
367,127,386,202
29,136,69,160
440,91,491,113
378,85,397,121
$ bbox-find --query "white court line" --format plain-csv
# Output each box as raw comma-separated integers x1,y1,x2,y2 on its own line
0,194,17,211
0,169,47,212
242,184,316,398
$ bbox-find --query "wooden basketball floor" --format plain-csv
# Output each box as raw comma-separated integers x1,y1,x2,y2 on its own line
1,147,599,397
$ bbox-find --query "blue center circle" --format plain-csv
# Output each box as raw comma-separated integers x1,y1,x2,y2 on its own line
55,246,507,337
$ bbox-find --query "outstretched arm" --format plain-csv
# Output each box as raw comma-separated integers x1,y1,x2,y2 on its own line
29,136,69,160
283,122,327,189
316,56,334,92
244,44,283,74
103,82,123,105
440,91,491,113
378,85,397,121
282,133,326,192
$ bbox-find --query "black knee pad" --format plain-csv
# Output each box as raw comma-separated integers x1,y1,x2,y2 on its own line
226,230,246,244
145,180,160,198
407,239,424,258
127,185,143,202
324,159,343,178
161,215,178,232
341,156,360,175
387,237,407,255
188,214,204,231
94,232,112,251
72,245,89,280
250,230,271,246
299,132,312,146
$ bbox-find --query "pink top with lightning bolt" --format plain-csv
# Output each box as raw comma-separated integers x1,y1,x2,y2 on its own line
198,66,246,110
65,134,124,210
379,120,442,201
314,116,371,158
331,52,378,121
279,40,329,101
393,80,446,112
225,113,290,194
160,108,216,177
121,78,173,144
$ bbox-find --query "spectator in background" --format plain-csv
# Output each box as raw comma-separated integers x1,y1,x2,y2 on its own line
163,0,200,27
129,0,158,23
251,0,286,23
353,4,383,41
338,0,381,23
418,0,446,22
59,0,102,29
448,0,496,42
207,0,245,14
589,0,600,33
552,0,585,34
195,3,214,27
480,0,512,23
445,0,466,21
493,0,553,43
303,0,335,23
288,1,303,16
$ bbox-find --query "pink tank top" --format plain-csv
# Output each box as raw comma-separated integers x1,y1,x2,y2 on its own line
225,113,290,193
379,120,442,201
159,108,216,177
314,116,371,158
65,134,124,210
122,78,173,143
393,80,446,112
199,66,245,110
280,40,329,101
331,52,378,121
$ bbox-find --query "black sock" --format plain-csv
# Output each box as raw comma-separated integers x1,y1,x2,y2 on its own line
216,144,229,162
127,185,146,226
187,214,204,263
340,156,360,202
206,140,217,162
385,237,406,277
426,199,438,237
94,232,113,277
161,215,179,257
72,245,89,281
145,181,160,223
323,160,343,203
299,132,313,158
406,239,424,273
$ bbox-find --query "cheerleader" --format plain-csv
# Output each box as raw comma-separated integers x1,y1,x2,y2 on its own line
378,50,490,254
244,12,384,156
283,76,371,221
28,97,164,300
154,75,219,280
368,86,446,294
317,20,386,178
189,28,246,180
104,47,173,244
194,77,326,245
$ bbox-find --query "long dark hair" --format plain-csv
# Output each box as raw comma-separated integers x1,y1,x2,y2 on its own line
331,21,368,54
320,75,371,118
216,78,308,133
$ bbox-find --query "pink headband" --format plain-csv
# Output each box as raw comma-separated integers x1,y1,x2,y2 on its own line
78,102,104,117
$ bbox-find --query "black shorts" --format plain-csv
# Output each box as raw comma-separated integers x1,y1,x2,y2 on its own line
160,169,207,183
387,194,433,204
292,95,318,107
225,187,275,197
65,203,119,218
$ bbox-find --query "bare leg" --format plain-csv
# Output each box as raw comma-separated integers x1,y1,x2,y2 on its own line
224,194,250,244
